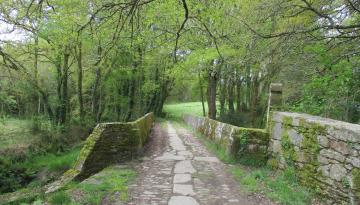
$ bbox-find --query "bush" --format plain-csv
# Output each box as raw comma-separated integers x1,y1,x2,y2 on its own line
0,157,35,193
30,116,43,133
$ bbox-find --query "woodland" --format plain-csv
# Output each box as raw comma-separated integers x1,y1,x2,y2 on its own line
0,0,359,202
0,0,359,126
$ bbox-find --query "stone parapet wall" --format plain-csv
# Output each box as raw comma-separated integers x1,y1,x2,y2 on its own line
183,115,269,161
45,112,154,193
268,111,360,204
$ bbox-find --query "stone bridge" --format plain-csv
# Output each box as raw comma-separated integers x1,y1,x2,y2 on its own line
1,84,359,205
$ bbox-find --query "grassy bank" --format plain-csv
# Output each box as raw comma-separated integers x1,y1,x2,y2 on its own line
0,117,87,195
45,166,136,205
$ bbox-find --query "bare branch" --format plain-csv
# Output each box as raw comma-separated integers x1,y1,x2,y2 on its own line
173,0,189,62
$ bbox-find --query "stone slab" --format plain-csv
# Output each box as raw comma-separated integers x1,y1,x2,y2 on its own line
174,160,196,174
173,184,195,196
155,152,186,161
174,174,192,184
168,196,199,205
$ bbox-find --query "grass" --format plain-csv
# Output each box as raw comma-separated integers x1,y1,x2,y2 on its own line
0,118,34,150
49,191,71,205
47,166,136,205
21,147,81,173
163,101,207,120
232,166,313,205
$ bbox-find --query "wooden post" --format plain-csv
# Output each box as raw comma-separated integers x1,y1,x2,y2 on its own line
266,83,283,129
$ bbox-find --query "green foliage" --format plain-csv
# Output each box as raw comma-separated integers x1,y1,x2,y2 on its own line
232,166,313,205
281,132,297,165
49,191,71,205
352,168,360,198
22,147,81,173
290,57,360,123
0,157,33,193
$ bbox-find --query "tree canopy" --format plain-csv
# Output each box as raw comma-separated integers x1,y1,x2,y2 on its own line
0,0,358,127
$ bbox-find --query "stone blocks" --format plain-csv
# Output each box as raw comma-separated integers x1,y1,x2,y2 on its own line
268,111,360,204
45,112,154,193
183,114,269,163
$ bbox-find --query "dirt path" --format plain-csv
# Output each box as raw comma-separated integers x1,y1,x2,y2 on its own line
124,121,275,205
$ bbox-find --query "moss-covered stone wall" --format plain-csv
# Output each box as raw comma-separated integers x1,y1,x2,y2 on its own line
45,113,154,193
183,115,269,163
268,111,360,204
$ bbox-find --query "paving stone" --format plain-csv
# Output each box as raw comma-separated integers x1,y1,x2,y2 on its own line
173,184,195,196
155,152,186,161
168,196,199,205
173,174,191,183
177,150,193,158
193,156,220,163
174,160,196,174
124,122,273,205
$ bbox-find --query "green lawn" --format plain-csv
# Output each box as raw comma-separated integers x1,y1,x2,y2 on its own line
0,118,35,150
163,101,207,120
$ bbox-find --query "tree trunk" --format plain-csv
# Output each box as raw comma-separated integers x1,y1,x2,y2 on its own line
138,47,145,115
245,65,251,111
219,77,226,118
34,35,41,115
55,55,62,123
76,41,84,122
59,47,70,125
236,74,242,113
198,72,206,117
250,73,260,127
207,69,218,119
126,70,136,121
92,45,102,122
228,75,235,113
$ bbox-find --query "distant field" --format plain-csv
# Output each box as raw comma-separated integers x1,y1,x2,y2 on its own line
163,102,207,120
0,118,35,150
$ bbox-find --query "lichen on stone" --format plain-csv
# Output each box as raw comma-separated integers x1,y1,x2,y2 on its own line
353,168,360,198
280,131,297,165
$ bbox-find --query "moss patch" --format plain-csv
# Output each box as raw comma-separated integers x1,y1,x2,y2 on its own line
297,122,325,192
353,168,360,198
281,131,297,165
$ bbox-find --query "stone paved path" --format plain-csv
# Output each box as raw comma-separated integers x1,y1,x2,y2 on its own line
124,122,275,205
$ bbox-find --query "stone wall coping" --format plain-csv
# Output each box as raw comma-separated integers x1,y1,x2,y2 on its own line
273,111,360,132
183,114,266,133
100,112,153,125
